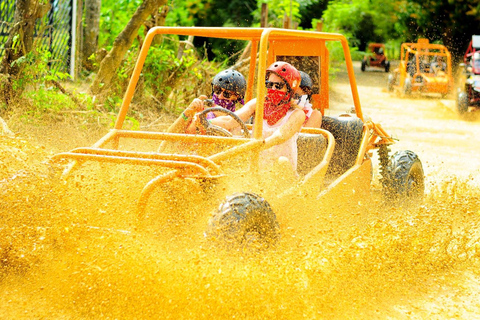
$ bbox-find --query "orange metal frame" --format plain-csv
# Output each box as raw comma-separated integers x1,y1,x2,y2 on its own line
51,27,395,215
396,39,453,93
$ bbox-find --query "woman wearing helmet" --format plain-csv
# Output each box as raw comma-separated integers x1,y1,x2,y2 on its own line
165,69,246,134
294,71,322,128
209,61,306,173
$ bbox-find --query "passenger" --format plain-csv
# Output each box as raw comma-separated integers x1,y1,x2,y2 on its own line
205,61,305,173
164,69,246,134
431,56,446,75
295,71,322,128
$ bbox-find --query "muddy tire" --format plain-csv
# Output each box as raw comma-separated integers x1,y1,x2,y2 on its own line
385,61,390,73
205,192,279,249
456,91,469,115
387,74,395,92
382,150,424,206
361,60,366,72
402,78,412,97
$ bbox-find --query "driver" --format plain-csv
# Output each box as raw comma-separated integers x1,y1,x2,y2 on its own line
165,69,246,134
207,61,305,173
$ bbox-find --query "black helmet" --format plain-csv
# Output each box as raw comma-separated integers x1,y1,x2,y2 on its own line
212,69,246,99
299,71,313,90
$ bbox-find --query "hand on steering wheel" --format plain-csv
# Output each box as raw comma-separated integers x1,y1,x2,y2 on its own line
196,107,251,138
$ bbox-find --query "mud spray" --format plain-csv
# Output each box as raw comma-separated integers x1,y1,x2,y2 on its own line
1,128,480,320
2,65,480,318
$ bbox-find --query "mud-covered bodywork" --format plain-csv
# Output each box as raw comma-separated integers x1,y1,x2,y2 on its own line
387,38,453,98
50,27,424,247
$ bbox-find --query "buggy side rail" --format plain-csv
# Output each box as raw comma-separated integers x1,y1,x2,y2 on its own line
51,148,222,176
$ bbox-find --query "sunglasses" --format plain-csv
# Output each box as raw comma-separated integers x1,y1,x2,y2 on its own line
265,81,286,90
212,86,236,99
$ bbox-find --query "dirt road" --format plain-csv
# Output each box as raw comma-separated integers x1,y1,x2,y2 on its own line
333,63,480,189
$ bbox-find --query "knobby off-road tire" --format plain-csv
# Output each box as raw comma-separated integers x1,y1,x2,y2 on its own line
205,192,279,250
401,78,412,97
384,61,390,73
387,74,396,92
456,91,469,116
361,60,366,72
382,150,424,207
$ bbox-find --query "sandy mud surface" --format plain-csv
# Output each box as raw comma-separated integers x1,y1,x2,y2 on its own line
1,62,480,319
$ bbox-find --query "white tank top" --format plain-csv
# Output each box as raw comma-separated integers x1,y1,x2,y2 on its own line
257,110,299,171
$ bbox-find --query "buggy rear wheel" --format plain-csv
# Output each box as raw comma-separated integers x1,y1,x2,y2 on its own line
205,192,279,250
456,91,469,115
382,150,424,207
387,74,396,92
385,61,390,73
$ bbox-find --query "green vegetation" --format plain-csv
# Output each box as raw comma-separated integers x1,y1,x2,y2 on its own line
2,0,480,126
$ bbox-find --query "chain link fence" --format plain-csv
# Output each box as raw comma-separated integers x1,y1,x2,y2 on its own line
0,0,73,74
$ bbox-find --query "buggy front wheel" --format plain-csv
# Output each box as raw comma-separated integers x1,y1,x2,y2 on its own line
456,91,469,116
205,192,279,250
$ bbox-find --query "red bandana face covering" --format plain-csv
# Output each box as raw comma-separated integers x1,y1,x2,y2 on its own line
263,89,292,125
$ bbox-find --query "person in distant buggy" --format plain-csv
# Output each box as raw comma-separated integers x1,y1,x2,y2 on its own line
407,54,417,77
372,47,386,64
467,52,480,75
431,55,447,75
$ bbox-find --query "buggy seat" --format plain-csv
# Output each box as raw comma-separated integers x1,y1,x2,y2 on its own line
297,115,364,178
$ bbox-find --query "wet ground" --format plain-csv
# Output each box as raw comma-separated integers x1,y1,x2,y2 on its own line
1,62,480,319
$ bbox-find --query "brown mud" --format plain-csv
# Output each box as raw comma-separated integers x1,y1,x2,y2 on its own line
1,62,480,319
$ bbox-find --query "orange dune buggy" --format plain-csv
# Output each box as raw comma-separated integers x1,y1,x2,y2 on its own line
361,43,390,72
50,27,425,247
387,38,453,98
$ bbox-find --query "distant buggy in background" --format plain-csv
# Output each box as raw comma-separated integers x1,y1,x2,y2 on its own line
387,38,453,98
457,35,480,117
361,43,390,73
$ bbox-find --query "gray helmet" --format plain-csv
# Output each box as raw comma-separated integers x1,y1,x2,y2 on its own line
212,69,246,99
299,71,313,90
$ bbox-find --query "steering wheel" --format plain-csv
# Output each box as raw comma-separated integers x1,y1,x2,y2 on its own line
197,106,251,138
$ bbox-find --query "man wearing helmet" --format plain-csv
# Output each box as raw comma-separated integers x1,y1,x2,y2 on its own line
294,71,322,128
165,69,246,134
209,61,306,173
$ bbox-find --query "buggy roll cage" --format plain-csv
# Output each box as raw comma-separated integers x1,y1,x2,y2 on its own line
51,27,395,214
400,38,452,76
463,35,480,64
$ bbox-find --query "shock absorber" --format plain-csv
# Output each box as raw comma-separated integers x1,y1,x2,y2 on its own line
378,144,390,186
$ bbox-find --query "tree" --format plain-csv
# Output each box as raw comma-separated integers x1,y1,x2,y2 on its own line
395,0,480,62
90,0,167,96
321,0,397,50
0,0,50,105
83,0,102,70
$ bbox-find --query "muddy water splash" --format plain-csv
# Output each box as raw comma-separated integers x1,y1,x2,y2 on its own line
2,65,480,318
1,133,480,319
